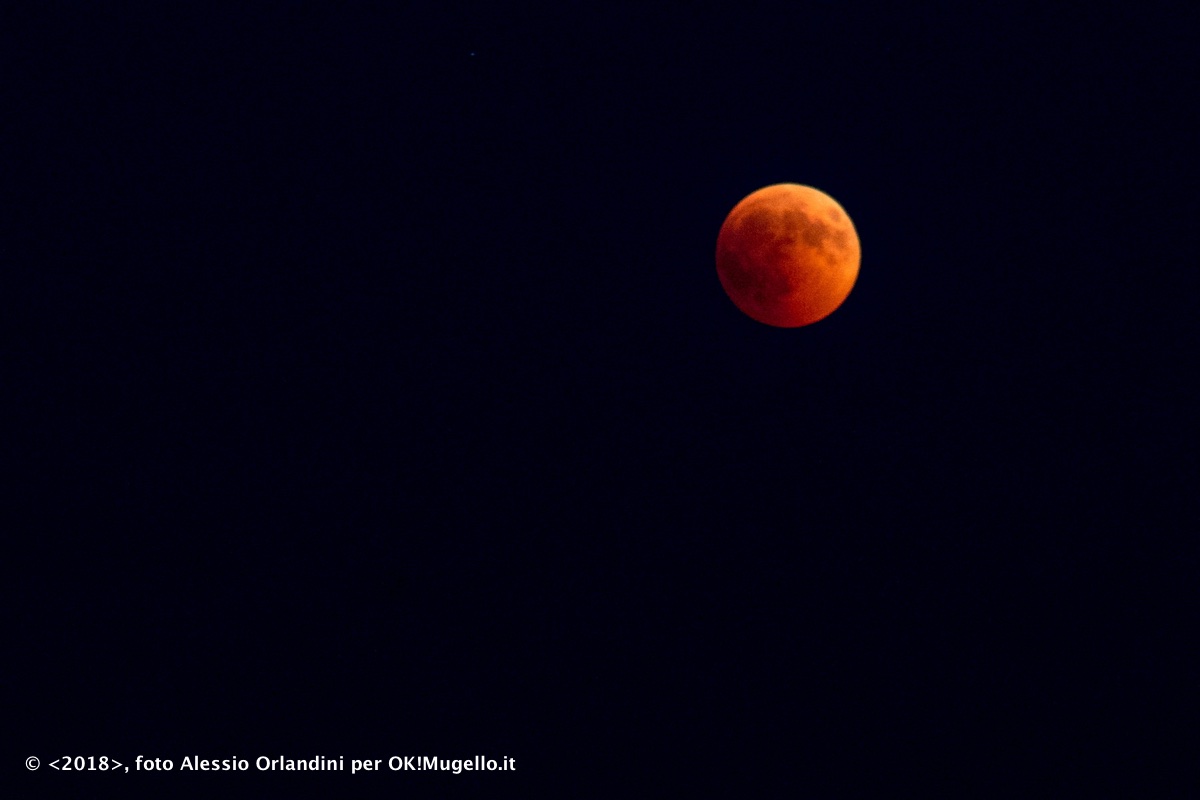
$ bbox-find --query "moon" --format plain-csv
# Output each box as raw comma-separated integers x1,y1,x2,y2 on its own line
716,183,860,327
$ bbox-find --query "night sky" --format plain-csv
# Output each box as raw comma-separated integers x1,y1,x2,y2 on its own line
13,3,1197,794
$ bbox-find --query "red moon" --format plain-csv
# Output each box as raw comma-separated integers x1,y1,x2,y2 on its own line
716,183,860,327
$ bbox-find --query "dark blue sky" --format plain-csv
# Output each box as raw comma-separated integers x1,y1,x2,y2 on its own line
12,2,1196,793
